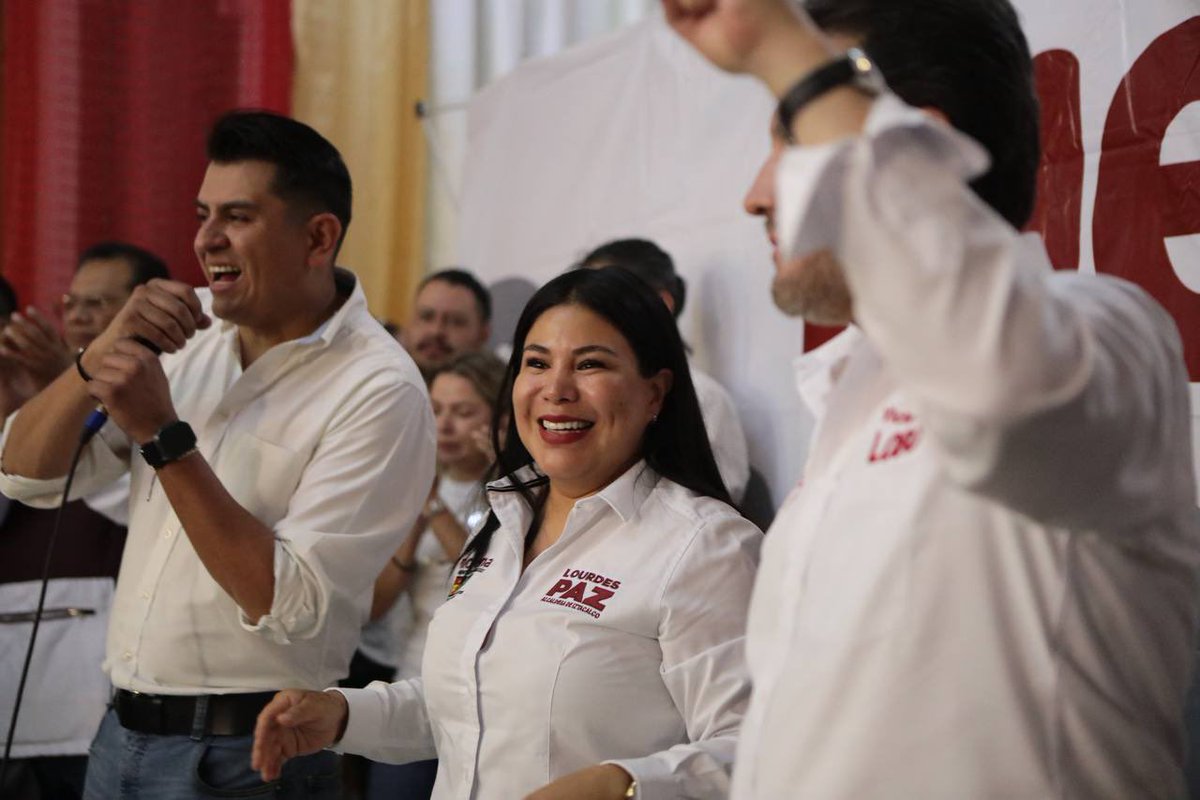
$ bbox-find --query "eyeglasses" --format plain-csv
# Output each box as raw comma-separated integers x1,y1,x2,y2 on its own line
58,293,126,315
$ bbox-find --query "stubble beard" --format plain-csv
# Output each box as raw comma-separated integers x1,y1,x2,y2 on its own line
770,249,853,326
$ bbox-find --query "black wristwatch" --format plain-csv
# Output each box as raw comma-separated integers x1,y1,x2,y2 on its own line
776,47,885,144
139,420,197,470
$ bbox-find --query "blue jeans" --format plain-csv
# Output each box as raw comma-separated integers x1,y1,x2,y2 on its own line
83,708,341,799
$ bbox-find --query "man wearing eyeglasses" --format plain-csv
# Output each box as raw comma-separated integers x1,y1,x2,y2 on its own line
0,242,165,800
0,241,169,391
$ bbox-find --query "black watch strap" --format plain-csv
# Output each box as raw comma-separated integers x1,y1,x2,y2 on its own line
776,47,883,144
139,420,197,470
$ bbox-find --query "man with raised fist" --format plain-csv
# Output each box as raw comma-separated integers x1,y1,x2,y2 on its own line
665,0,1199,797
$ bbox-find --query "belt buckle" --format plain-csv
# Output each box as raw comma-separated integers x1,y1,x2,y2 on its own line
136,691,166,733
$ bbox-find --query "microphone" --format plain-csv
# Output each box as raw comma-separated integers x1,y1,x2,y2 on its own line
80,336,163,444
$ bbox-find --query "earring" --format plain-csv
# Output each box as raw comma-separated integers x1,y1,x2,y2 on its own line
650,414,658,424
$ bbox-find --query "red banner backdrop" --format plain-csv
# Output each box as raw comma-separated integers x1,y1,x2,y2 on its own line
1,0,292,314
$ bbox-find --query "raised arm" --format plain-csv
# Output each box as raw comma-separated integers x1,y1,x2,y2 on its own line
667,0,1194,528
1,279,209,479
663,0,872,142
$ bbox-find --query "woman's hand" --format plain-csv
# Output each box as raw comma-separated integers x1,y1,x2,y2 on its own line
523,763,634,800
468,421,497,464
252,689,348,781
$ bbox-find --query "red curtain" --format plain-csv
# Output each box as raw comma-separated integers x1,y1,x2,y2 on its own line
1,0,293,313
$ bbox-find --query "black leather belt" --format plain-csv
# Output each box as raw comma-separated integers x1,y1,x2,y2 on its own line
113,688,276,737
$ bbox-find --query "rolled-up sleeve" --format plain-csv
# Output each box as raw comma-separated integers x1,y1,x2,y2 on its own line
0,408,131,507
608,513,761,800
238,376,436,644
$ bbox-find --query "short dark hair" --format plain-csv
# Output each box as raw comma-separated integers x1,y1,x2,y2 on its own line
77,241,169,288
0,275,17,317
460,268,730,574
419,268,492,324
805,0,1040,228
579,238,687,318
206,110,352,247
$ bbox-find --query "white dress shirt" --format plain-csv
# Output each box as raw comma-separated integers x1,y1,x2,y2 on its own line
358,475,488,674
338,462,761,800
0,271,436,695
691,363,750,504
83,474,131,526
732,95,1200,798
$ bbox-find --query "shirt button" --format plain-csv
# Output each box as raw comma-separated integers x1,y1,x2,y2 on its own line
162,529,173,539
122,651,133,661
140,592,150,600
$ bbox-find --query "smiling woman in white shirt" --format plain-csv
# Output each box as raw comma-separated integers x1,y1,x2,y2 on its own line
252,267,762,800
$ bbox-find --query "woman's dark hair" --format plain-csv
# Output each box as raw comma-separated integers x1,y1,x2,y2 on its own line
459,268,730,574
578,238,687,318
805,0,1040,229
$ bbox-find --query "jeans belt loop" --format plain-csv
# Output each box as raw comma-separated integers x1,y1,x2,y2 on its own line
190,695,210,741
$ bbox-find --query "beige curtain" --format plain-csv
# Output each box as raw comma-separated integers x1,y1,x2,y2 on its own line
291,0,428,325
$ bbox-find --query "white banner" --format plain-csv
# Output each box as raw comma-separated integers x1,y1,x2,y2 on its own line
458,5,1200,513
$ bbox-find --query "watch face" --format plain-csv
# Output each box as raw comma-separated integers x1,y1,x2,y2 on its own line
143,421,197,468
159,421,197,454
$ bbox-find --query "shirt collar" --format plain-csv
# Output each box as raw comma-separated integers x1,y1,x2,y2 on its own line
583,460,659,524
212,267,364,350
486,460,660,527
792,325,863,419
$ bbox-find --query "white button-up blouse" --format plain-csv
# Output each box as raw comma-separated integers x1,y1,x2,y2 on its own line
338,462,761,800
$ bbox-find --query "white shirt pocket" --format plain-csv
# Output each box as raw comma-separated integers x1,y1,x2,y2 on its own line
213,433,306,527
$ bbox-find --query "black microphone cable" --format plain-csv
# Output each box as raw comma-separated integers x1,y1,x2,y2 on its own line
1,336,161,787
0,414,103,788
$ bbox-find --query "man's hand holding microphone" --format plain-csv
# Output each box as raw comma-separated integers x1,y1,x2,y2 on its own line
79,279,211,442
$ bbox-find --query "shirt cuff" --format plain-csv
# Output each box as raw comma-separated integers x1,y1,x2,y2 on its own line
330,687,385,755
0,408,130,508
775,92,990,262
602,755,718,800
238,539,323,644
332,679,434,762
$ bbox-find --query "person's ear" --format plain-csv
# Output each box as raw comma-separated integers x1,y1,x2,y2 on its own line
647,368,673,420
919,106,951,127
306,212,342,268
658,290,676,315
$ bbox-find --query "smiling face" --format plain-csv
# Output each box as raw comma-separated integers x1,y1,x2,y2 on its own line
513,303,670,499
431,371,494,474
194,160,314,336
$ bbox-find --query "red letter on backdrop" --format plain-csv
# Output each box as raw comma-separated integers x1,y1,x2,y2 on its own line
1093,17,1200,379
1024,49,1084,271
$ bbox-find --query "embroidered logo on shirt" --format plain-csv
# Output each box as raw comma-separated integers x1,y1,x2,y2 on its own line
867,406,923,464
541,569,622,619
448,556,493,598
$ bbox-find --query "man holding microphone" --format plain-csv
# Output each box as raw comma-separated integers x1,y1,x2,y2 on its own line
0,111,434,799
